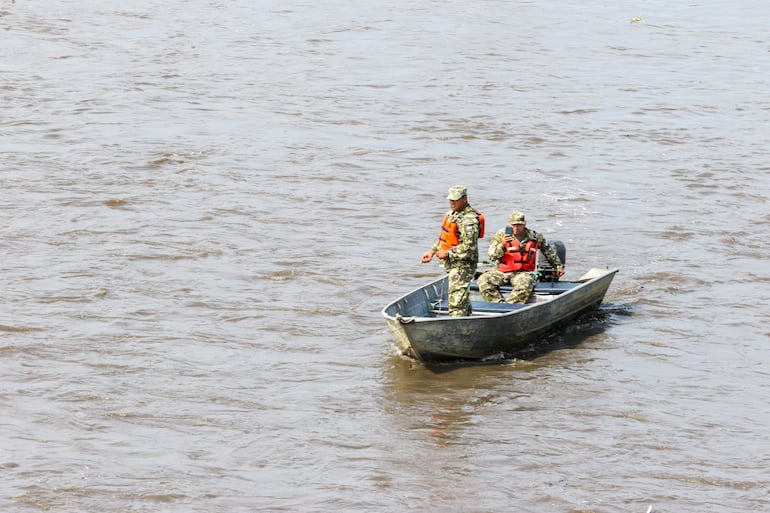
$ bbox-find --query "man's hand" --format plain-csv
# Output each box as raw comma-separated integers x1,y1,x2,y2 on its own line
420,250,435,263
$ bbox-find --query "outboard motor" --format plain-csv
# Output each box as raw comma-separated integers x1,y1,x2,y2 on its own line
538,240,566,282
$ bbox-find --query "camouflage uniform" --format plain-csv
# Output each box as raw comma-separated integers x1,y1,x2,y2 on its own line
478,226,562,304
431,205,481,317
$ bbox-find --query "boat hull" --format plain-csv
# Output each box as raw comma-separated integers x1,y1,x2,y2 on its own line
382,268,618,363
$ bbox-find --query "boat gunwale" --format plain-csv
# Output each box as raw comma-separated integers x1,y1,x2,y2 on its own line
381,268,618,323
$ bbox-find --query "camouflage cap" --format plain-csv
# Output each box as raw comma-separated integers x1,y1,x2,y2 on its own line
508,211,526,224
446,185,467,200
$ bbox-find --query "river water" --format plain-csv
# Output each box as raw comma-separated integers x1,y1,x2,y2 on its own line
2,1,769,512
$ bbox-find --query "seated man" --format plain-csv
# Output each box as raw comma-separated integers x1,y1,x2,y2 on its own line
478,211,564,304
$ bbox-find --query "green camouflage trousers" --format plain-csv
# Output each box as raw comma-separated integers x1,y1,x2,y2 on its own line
477,269,536,304
446,265,476,317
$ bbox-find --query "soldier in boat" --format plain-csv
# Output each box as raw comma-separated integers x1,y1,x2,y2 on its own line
478,211,564,304
420,185,485,317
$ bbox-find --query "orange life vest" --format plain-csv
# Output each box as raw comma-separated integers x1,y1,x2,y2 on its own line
498,238,538,272
437,210,485,250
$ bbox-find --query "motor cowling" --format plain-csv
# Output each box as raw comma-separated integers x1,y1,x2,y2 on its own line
538,240,566,282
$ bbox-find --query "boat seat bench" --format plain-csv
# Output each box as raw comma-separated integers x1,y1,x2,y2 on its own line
431,300,525,315
431,282,574,314
469,283,570,295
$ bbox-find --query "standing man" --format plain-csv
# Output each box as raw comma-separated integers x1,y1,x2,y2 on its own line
421,185,484,317
477,211,564,304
